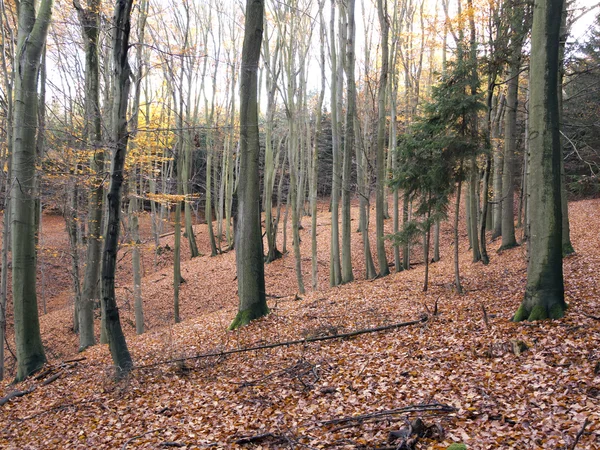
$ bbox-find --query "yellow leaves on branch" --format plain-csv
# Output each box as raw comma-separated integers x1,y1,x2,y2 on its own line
145,192,200,205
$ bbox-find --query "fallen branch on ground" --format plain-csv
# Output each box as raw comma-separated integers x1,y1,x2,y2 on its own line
41,371,62,386
0,387,36,406
134,316,428,371
584,313,600,321
319,403,456,426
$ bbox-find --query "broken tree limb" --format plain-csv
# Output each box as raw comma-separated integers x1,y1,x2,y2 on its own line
41,371,62,386
134,316,428,371
319,403,456,426
0,386,36,406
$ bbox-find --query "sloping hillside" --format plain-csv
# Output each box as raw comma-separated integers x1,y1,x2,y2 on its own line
1,199,599,449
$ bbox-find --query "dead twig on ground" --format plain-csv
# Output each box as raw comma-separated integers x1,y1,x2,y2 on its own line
235,432,280,445
122,428,165,449
570,417,589,450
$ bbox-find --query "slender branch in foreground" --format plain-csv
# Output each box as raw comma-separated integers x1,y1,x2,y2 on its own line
319,403,457,426
134,316,428,370
570,417,589,450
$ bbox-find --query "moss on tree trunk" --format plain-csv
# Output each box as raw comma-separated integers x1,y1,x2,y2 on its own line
513,0,566,322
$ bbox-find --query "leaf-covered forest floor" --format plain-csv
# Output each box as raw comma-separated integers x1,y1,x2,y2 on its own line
1,198,600,449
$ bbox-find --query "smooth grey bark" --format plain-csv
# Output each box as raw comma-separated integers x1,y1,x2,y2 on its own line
356,131,377,280
468,161,480,261
557,2,574,256
182,138,199,257
0,1,13,380
500,65,518,250
329,0,342,286
500,4,526,251
479,155,491,264
311,2,326,290
341,0,355,284
389,6,401,272
355,23,376,279
454,178,463,294
224,60,237,250
74,0,102,351
402,192,410,269
129,0,148,335
12,0,53,381
491,93,505,239
35,46,47,316
262,27,281,263
289,121,305,295
67,161,82,333
467,0,481,263
229,0,268,330
376,0,389,277
205,52,219,256
513,0,565,321
174,193,181,324
101,0,134,376
433,220,440,262
129,193,143,334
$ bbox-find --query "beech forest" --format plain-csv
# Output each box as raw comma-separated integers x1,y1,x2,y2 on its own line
1,0,600,448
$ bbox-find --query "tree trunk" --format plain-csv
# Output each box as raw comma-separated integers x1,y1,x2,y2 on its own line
513,0,565,321
289,122,305,295
376,0,389,277
433,220,440,262
129,0,147,335
329,0,342,287
500,57,520,250
174,195,181,324
479,154,491,264
469,158,481,262
262,31,281,263
341,0,355,284
229,0,268,330
311,3,326,290
454,177,463,294
128,192,143,334
402,192,410,269
12,0,53,381
0,6,12,379
74,0,102,351
491,93,505,240
557,2,574,256
101,0,134,376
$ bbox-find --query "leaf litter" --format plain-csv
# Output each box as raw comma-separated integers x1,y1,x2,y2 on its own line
0,199,599,449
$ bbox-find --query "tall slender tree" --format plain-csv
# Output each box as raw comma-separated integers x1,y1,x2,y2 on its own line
500,1,527,251
329,0,342,286
74,0,103,351
376,0,390,277
341,0,356,284
229,0,269,330
101,0,134,375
